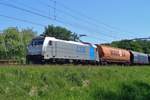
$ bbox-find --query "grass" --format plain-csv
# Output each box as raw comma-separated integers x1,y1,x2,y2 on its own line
0,65,150,100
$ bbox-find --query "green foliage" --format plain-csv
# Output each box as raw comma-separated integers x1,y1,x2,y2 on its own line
0,34,6,59
0,27,36,63
43,25,80,41
4,27,22,59
111,39,150,53
0,65,150,100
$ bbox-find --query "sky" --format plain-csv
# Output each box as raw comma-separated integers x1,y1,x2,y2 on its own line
0,0,150,44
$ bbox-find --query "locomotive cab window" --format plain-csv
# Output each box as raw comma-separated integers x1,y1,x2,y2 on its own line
31,39,44,46
49,41,52,45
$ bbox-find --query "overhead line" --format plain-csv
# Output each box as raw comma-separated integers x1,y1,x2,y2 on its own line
1,0,138,41
2,0,132,36
6,0,122,39
0,14,107,43
0,1,117,40
0,2,54,20
0,1,123,43
0,14,45,27
35,0,135,39
48,0,137,37
32,0,120,39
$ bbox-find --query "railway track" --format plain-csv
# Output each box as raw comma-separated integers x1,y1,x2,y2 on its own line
0,60,19,65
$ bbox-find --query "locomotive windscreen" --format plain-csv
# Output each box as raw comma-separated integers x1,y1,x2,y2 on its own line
31,39,44,46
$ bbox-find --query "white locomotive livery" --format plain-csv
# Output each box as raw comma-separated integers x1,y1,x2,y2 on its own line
27,36,99,64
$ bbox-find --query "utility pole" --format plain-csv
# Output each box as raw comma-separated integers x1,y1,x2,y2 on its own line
54,1,56,20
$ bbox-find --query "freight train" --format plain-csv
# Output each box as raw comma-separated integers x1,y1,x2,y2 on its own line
26,36,150,65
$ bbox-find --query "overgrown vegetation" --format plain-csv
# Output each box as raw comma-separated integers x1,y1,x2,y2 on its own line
0,65,150,100
0,27,36,63
110,39,150,54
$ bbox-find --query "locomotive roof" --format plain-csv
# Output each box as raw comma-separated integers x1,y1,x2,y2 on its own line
45,37,96,47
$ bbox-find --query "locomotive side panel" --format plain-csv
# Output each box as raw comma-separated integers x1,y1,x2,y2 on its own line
43,37,99,63
54,41,89,60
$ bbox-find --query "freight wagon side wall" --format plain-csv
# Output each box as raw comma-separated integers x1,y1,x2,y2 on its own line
130,51,149,64
96,45,130,64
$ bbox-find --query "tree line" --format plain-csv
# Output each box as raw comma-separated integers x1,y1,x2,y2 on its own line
0,25,149,63
109,39,150,54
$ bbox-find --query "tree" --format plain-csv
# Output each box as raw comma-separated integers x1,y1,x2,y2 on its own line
3,27,21,59
43,25,80,41
0,34,6,59
0,27,36,63
21,28,37,46
110,39,150,54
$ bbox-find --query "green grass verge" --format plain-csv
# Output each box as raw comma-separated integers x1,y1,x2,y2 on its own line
0,65,150,100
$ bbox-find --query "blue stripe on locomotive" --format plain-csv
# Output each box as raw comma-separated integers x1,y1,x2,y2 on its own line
76,46,86,53
90,47,95,60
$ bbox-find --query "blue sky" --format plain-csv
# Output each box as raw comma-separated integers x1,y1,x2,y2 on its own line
0,0,150,44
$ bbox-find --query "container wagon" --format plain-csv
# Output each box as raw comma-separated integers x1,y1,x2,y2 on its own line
96,45,130,65
130,51,149,65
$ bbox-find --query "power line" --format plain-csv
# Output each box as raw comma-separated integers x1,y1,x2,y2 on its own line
0,1,117,40
0,0,140,42
5,0,123,39
54,0,56,20
57,16,117,39
0,2,54,20
0,15,106,43
31,0,121,39
0,14,107,43
0,1,128,43
0,14,45,27
34,0,135,39
48,0,137,38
